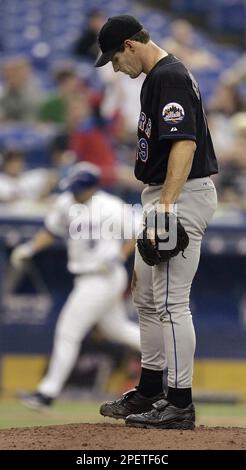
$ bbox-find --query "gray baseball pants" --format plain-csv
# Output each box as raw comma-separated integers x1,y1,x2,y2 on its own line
132,177,217,389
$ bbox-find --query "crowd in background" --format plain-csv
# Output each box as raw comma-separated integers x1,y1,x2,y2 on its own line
0,3,245,211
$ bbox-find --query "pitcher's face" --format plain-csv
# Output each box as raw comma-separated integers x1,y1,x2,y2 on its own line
112,49,143,79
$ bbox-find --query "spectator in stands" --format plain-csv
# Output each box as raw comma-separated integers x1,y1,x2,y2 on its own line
39,66,81,124
0,149,56,203
209,53,246,116
67,92,118,186
222,53,246,92
73,9,105,61
208,81,243,116
162,19,219,71
217,112,246,208
98,63,144,143
50,129,142,196
0,57,43,122
207,75,245,174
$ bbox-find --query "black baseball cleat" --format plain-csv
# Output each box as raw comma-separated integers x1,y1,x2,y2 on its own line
100,388,164,420
125,398,195,429
19,392,54,411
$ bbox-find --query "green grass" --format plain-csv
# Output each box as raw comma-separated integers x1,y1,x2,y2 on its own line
0,400,245,430
0,400,104,429
196,403,246,427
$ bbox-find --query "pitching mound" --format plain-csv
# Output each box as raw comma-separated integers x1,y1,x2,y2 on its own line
0,423,245,450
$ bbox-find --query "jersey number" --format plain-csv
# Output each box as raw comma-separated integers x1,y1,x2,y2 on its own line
137,138,148,162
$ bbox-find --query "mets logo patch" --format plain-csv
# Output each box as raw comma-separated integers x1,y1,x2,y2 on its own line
162,102,185,125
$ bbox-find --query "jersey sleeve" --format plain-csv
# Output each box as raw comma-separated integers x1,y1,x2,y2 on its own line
157,85,197,142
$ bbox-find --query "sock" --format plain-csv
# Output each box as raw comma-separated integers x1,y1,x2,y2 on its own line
138,367,163,397
167,387,192,408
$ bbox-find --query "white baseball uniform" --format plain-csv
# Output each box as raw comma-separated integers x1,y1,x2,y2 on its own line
38,190,141,398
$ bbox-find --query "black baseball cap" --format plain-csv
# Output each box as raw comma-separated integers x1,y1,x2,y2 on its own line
95,15,143,67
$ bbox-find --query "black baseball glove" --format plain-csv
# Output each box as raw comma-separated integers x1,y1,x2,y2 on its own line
137,209,189,266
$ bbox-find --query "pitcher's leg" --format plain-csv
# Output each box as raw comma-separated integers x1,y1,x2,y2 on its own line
99,252,166,420
132,247,166,371
153,239,200,390
152,183,217,405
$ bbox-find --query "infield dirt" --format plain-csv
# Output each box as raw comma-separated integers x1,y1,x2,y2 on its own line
0,423,245,450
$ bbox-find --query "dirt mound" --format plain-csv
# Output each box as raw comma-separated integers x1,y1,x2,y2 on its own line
0,423,245,450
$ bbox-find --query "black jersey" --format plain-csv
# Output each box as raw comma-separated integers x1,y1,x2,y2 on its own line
134,54,218,184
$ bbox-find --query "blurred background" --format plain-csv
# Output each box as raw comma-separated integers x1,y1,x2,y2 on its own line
0,0,245,429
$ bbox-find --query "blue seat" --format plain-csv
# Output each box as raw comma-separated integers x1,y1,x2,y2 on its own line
209,1,245,34
171,0,211,14
0,124,57,168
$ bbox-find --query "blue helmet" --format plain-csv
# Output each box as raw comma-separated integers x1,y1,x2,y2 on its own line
60,162,101,194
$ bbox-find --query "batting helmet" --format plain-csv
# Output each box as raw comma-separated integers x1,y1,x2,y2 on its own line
60,162,101,194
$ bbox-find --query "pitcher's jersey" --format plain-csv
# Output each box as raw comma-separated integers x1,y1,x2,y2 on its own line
45,190,140,274
134,54,218,184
